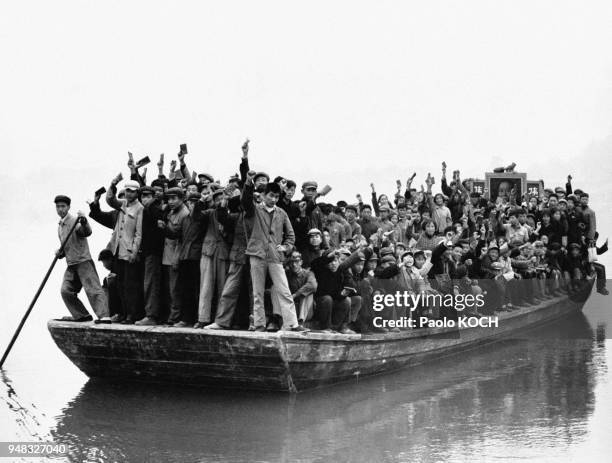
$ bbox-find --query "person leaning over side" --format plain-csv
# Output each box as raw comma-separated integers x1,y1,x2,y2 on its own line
242,171,307,332
54,195,111,324
106,177,144,324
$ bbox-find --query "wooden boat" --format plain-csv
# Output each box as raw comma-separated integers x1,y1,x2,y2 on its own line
47,281,594,392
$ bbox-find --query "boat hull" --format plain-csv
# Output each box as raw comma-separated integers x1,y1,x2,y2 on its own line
48,284,593,392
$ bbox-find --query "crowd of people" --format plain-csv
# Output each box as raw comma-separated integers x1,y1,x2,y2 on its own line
53,141,608,334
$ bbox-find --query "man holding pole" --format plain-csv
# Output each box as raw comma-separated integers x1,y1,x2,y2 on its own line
55,195,111,323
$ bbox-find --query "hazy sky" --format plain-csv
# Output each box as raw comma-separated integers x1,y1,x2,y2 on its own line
2,0,612,200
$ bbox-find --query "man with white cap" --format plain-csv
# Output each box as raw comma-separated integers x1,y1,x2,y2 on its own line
106,175,144,323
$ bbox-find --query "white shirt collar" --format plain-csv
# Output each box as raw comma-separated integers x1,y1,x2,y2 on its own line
59,213,71,226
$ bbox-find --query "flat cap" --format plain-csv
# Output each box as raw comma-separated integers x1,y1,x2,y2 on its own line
379,246,394,257
54,195,71,205
123,180,140,191
307,228,322,236
165,187,184,198
198,173,214,183
302,180,318,190
253,172,269,182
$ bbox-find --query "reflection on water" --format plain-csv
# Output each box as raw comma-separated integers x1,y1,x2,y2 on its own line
37,313,606,462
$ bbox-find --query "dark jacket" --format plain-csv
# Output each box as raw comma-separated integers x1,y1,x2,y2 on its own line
88,201,119,230
164,202,207,261
141,199,165,257
311,251,361,300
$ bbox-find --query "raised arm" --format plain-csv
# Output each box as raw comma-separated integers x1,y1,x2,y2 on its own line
241,171,256,217
239,139,250,184
370,183,380,216
75,212,92,237
106,173,124,211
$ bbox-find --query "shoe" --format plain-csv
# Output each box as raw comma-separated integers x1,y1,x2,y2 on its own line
61,315,93,322
339,325,356,335
94,317,112,324
253,326,266,332
204,323,227,330
193,322,207,329
173,321,190,328
110,314,125,323
120,318,134,325
597,288,610,295
135,317,157,326
389,327,401,333
288,325,309,333
266,321,280,332
372,327,389,333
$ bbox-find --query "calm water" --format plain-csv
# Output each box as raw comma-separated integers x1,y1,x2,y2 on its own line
1,206,612,462
1,293,611,462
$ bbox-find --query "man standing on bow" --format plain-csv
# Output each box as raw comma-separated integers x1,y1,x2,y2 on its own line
55,195,110,323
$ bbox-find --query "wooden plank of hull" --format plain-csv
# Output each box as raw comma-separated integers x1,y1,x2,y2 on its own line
284,293,585,390
47,283,592,392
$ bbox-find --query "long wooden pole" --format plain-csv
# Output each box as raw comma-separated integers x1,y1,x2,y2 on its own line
0,217,82,369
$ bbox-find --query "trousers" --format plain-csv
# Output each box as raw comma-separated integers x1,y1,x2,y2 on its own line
114,259,144,321
162,264,180,323
178,260,201,324
198,254,228,323
143,254,162,320
250,257,298,329
61,260,109,319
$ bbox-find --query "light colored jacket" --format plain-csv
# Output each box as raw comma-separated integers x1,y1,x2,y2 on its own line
106,189,144,261
242,183,295,263
163,203,190,266
58,213,93,266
